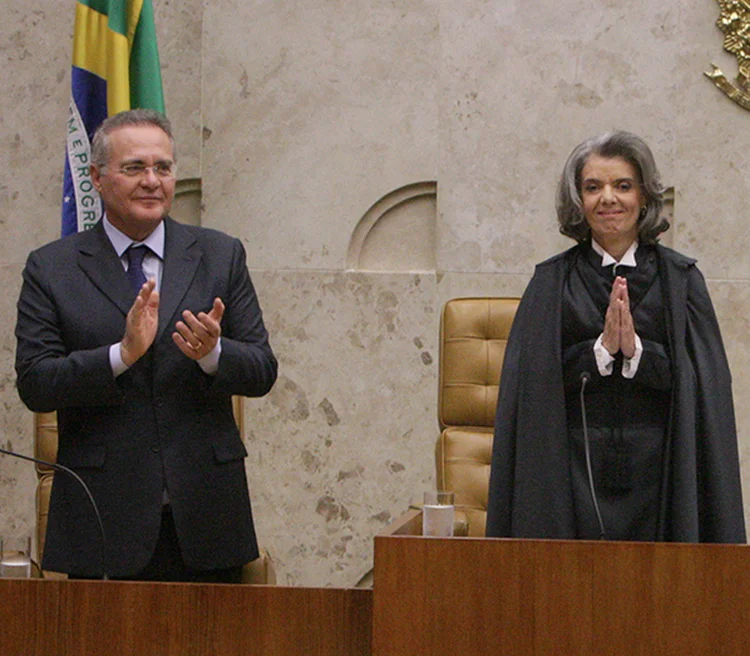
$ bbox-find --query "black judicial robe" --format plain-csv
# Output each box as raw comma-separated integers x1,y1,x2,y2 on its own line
485,243,746,543
563,243,669,541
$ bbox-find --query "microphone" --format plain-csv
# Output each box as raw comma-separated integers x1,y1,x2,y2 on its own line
579,372,606,540
0,446,109,580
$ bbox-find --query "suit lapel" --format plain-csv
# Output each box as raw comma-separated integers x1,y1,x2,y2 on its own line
158,217,201,340
76,221,134,316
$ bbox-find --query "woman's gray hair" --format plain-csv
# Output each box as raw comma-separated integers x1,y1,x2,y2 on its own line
91,109,176,169
556,131,669,243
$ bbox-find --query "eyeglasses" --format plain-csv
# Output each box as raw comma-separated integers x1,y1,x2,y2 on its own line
116,162,176,179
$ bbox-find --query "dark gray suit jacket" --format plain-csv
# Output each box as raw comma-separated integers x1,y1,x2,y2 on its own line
15,217,278,577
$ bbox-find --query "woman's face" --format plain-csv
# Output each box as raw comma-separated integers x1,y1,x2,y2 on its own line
580,154,645,248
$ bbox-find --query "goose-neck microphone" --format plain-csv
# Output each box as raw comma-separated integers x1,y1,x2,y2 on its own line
579,372,606,540
0,445,108,580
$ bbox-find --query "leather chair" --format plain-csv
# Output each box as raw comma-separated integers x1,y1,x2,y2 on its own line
34,397,275,583
436,297,519,537
357,297,520,586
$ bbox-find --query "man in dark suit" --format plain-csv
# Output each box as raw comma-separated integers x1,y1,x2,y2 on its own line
14,109,278,582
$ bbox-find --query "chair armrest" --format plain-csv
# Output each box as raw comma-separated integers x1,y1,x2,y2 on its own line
241,548,276,584
379,508,422,536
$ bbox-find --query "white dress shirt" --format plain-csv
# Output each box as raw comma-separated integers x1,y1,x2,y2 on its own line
102,216,221,377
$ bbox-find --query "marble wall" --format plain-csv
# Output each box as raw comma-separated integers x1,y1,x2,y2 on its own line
1,0,749,586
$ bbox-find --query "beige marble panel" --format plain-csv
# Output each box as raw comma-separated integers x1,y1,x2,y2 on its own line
672,1,750,279
201,0,439,269
438,0,680,275
0,263,36,546
0,2,72,261
436,271,531,306
153,0,203,180
171,179,202,227
242,270,438,586
708,280,750,529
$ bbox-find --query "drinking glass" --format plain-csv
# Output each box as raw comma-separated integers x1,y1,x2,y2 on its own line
0,536,32,578
422,491,455,537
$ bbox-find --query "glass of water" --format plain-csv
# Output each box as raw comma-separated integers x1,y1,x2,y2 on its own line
0,536,32,578
422,490,455,537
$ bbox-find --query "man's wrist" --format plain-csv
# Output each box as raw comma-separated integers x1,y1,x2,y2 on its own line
120,341,137,367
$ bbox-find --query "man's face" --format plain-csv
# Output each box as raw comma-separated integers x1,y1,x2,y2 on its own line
91,124,176,241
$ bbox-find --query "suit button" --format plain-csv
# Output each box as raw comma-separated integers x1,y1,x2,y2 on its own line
151,444,160,453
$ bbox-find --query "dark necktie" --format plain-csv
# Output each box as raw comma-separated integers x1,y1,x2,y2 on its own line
126,245,149,294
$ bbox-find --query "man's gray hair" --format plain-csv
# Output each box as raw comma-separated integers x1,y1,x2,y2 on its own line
556,131,669,244
91,109,176,169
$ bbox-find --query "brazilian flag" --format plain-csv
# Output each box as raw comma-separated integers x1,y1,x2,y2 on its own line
62,0,165,236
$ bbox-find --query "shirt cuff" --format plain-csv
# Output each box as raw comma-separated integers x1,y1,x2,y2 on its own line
110,343,129,378
593,334,615,377
198,337,221,375
621,334,643,379
111,339,222,377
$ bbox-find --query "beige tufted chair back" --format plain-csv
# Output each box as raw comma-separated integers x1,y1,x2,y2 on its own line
437,297,520,536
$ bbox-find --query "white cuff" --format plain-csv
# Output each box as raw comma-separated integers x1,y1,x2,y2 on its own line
198,337,222,375
621,334,643,379
593,334,615,377
110,343,129,378
112,338,222,377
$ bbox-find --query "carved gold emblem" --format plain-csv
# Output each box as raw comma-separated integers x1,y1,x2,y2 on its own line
705,0,750,110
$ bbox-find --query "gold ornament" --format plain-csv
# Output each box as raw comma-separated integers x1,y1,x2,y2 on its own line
706,0,750,110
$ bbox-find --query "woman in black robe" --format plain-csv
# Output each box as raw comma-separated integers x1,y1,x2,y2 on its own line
486,131,745,543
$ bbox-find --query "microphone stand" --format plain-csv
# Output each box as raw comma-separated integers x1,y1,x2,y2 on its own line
579,373,606,540
0,446,109,580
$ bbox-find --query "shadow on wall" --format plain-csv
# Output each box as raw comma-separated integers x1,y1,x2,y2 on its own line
347,181,437,273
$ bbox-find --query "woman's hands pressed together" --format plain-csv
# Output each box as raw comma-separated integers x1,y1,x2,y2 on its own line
601,275,636,359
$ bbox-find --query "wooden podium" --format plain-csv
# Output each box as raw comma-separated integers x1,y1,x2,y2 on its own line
4,511,750,655
372,509,750,655
0,579,372,656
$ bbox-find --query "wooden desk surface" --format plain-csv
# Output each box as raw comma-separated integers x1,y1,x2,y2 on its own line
0,579,372,656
